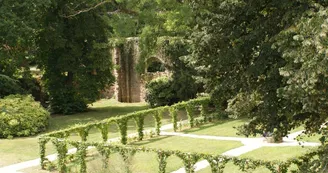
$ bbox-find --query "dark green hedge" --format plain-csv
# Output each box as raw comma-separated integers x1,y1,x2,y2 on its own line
0,74,24,98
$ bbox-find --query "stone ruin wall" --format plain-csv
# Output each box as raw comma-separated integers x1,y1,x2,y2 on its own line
101,38,143,102
101,38,167,103
115,38,144,102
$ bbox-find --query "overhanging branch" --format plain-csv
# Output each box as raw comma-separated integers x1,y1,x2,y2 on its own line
60,0,138,18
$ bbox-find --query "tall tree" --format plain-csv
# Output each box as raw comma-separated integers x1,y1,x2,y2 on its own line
0,0,47,77
189,0,328,139
37,0,115,114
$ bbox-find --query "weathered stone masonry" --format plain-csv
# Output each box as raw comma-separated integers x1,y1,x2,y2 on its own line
101,38,168,103
113,38,145,103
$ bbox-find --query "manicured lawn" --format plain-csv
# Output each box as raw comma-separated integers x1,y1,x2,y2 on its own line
105,136,241,173
22,135,242,173
0,99,149,167
0,99,193,167
131,136,243,154
180,119,252,137
296,133,322,143
35,135,243,173
3,99,318,173
198,146,314,173
48,99,149,132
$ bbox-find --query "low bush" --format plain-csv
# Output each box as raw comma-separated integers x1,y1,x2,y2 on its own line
145,76,201,107
0,94,50,138
145,77,178,107
0,74,24,98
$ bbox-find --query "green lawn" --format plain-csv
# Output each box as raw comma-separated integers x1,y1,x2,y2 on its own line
38,135,243,173
197,146,315,173
0,99,149,167
296,133,322,143
22,135,242,173
2,99,320,173
131,136,242,154
0,99,193,167
180,119,252,137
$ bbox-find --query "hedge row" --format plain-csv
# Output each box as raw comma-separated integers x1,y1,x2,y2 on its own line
39,96,327,173
40,137,324,173
39,97,211,169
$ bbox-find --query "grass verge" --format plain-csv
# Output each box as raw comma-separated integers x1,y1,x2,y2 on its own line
197,146,315,173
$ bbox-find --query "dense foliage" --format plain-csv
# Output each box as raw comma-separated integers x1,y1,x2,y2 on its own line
0,74,24,98
188,0,328,140
0,0,196,114
163,38,202,102
0,0,46,77
145,38,202,107
0,95,50,138
36,0,115,114
145,77,177,107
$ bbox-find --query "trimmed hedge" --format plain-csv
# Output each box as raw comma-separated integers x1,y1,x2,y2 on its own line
41,138,326,173
39,97,210,169
0,74,24,98
38,96,327,173
0,94,50,138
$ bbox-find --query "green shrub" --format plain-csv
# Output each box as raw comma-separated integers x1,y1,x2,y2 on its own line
145,77,178,107
145,75,200,107
0,74,24,98
0,94,50,138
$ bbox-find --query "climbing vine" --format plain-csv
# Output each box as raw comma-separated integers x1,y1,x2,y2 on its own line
52,139,68,173
38,137,327,173
96,124,109,142
133,113,145,141
41,96,326,173
186,104,195,128
38,137,50,169
153,108,166,135
96,143,111,169
200,100,209,123
116,118,129,145
169,107,178,132
157,150,170,173
37,97,219,171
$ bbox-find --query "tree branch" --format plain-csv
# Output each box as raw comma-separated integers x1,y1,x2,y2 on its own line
60,0,138,18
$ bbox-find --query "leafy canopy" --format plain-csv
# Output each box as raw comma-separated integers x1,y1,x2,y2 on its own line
189,0,328,138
